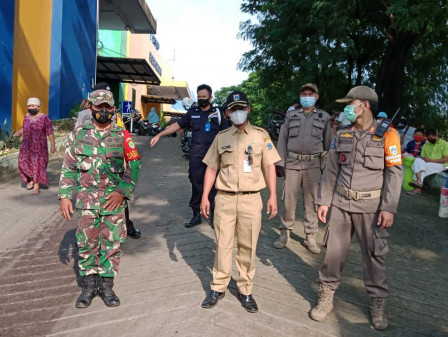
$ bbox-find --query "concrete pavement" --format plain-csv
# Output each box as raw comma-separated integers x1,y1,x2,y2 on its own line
0,135,447,337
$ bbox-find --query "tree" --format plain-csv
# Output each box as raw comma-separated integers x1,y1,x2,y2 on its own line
238,0,448,126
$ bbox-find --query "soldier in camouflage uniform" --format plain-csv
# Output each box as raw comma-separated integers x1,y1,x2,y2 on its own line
75,82,142,239
59,89,141,308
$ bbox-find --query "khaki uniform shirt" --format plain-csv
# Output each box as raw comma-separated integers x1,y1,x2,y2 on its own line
316,122,403,213
277,108,333,170
203,123,281,192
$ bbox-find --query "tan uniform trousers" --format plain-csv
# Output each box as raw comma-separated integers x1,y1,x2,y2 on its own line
318,205,389,298
280,167,321,233
211,191,263,295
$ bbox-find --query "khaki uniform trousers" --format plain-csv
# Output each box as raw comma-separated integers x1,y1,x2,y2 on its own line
211,191,263,295
280,167,321,233
318,205,389,298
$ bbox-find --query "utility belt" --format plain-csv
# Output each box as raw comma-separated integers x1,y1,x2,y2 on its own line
336,184,381,201
287,151,321,161
218,190,259,195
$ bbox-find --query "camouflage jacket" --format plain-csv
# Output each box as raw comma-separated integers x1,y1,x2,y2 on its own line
58,121,141,210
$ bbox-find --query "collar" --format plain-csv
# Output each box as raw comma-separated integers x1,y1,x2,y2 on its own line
299,108,317,114
349,121,377,134
231,121,251,135
84,121,120,132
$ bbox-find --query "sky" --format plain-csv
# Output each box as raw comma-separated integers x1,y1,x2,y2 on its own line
147,0,254,99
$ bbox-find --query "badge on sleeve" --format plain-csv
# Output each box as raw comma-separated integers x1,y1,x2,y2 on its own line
124,130,140,161
267,143,273,150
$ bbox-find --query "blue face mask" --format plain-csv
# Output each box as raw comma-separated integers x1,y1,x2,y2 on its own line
343,102,363,122
300,96,316,108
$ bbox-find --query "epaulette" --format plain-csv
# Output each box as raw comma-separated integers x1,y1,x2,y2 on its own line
252,125,268,134
217,128,232,135
316,108,330,116
336,124,355,137
82,120,94,129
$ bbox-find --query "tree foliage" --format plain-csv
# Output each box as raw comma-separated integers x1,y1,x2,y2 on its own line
237,0,448,129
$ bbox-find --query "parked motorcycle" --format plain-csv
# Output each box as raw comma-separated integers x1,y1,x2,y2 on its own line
268,111,286,140
147,122,162,136
180,126,192,159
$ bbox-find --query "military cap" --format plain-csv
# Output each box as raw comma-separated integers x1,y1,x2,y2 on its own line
300,83,318,93
89,89,114,107
336,86,378,103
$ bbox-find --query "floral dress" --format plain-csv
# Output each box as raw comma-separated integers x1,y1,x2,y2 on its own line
18,114,54,185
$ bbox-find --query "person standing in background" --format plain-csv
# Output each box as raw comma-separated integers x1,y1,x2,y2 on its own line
14,97,55,195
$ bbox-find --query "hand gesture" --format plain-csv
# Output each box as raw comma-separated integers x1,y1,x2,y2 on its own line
150,135,160,148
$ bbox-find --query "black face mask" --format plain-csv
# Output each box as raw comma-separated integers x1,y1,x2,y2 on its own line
428,138,437,144
198,98,210,108
92,108,113,125
28,108,38,115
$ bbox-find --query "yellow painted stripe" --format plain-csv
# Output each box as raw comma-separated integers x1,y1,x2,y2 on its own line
123,31,131,101
12,0,53,130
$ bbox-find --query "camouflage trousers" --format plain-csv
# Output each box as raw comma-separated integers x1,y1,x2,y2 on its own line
76,209,127,277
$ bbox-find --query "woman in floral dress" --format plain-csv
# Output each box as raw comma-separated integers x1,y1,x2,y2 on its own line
14,98,55,194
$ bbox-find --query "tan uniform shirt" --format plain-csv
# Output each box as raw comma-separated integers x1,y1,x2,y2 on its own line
316,123,403,213
203,123,281,192
277,108,333,170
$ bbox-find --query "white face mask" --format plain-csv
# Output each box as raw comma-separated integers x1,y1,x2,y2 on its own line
230,110,248,125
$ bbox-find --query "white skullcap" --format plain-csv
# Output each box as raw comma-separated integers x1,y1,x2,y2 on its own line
27,97,41,106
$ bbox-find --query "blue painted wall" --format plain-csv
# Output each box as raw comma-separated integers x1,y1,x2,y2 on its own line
49,0,97,120
0,1,15,127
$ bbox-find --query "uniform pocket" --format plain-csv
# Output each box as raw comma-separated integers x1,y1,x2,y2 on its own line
76,154,93,171
311,120,325,139
336,143,353,165
373,227,389,256
218,147,233,167
288,120,300,137
364,146,384,170
191,119,201,131
106,151,125,173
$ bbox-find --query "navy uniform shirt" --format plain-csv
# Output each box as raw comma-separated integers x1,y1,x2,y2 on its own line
178,106,229,159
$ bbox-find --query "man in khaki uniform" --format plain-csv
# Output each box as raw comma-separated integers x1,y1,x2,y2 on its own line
274,83,333,253
200,90,280,313
311,86,402,331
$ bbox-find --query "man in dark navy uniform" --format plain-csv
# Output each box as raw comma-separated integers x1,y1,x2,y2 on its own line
150,84,228,228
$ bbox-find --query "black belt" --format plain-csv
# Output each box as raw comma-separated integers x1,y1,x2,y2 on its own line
219,190,259,195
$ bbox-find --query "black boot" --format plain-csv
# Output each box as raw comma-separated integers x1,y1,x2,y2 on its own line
126,219,141,239
98,277,120,307
125,207,141,239
75,274,98,308
185,208,202,228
